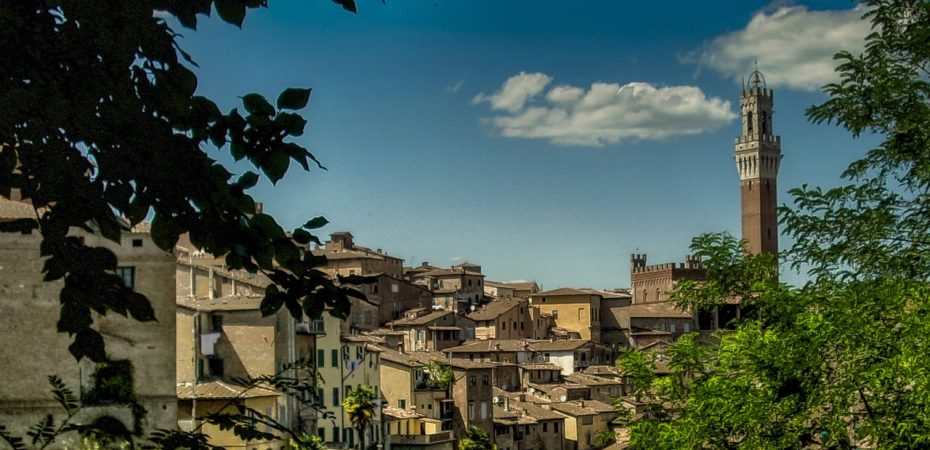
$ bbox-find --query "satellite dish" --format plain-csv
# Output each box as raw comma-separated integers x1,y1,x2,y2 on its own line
559,395,567,402
493,396,500,403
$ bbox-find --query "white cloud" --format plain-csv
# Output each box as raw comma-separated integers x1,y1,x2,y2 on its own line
446,80,466,93
473,73,736,147
689,4,870,91
472,72,552,113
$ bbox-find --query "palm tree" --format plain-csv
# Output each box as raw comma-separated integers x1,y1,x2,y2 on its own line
342,384,378,450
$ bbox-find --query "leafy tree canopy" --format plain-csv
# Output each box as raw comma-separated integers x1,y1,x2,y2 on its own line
0,0,374,362
625,1,930,448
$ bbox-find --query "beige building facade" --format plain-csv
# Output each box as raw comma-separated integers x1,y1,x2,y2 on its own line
0,207,177,445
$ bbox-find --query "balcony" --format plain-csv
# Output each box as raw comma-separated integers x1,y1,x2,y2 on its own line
388,432,454,445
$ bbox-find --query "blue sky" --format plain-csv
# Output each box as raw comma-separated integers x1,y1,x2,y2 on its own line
180,0,877,289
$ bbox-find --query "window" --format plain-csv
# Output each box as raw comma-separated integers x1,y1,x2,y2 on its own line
391,283,399,293
332,427,340,443
512,321,517,330
581,416,593,425
684,322,691,333
131,238,143,248
551,310,558,319
554,422,560,433
332,349,338,368
209,358,224,378
481,375,489,386
543,422,548,432
469,376,476,386
364,311,372,325
317,349,325,367
116,266,135,289
317,428,325,440
356,346,364,360
85,360,133,405
480,401,488,419
670,323,676,333
468,401,475,420
317,388,324,406
520,322,524,330
332,387,339,406
578,308,584,320
502,322,506,330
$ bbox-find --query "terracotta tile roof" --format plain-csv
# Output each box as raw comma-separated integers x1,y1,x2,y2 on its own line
386,310,453,326
427,325,461,331
579,288,632,299
449,360,497,370
467,298,524,321
527,339,590,352
414,269,485,278
382,406,422,420
444,339,529,353
176,295,265,311
378,347,447,368
500,281,540,292
176,381,279,399
519,362,563,371
582,365,621,377
532,287,597,297
342,334,386,343
564,373,622,386
509,400,564,421
549,400,614,417
627,302,692,318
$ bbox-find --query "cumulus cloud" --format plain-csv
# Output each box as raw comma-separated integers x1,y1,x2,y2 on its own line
688,4,870,91
472,72,552,113
473,73,736,147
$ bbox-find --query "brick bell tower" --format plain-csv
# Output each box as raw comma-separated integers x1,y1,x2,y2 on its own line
735,70,781,255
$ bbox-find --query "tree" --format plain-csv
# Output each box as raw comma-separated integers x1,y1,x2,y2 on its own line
0,0,376,363
424,361,454,390
625,1,930,447
593,430,617,449
458,426,495,450
342,384,378,450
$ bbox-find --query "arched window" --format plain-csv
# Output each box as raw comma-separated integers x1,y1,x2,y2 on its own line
761,111,768,134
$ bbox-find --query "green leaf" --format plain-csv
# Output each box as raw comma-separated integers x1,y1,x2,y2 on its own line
250,213,285,240
215,0,247,27
150,213,181,251
275,112,308,136
291,228,313,245
331,0,358,14
276,88,312,110
262,150,290,184
302,216,329,229
237,171,260,189
260,288,285,317
242,93,275,116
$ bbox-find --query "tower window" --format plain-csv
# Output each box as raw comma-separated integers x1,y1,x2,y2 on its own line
761,111,768,134
747,111,754,134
